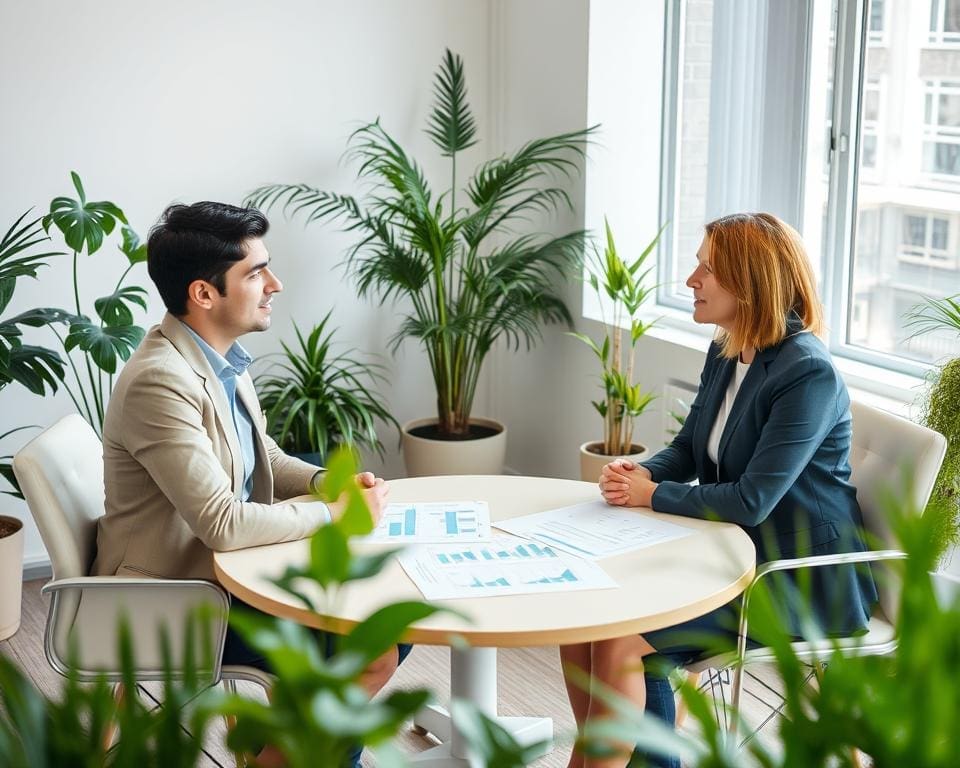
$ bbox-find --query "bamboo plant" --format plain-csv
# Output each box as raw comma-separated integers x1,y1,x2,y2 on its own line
571,219,662,456
247,50,594,439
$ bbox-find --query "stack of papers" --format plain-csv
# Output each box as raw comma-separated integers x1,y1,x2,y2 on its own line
387,499,694,601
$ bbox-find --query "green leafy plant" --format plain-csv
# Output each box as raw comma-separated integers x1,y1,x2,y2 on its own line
570,219,662,456
1,447,545,766
254,312,399,464
248,49,594,438
0,210,66,397
905,294,960,560
0,211,67,497
0,618,220,768
576,493,960,768
40,172,148,436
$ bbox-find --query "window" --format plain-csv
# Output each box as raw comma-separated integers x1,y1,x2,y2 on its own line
656,0,960,375
658,0,811,309
899,212,954,266
929,0,960,45
923,80,960,179
808,0,960,369
868,0,886,44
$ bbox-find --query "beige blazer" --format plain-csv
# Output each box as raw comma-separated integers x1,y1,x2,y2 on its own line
92,313,326,581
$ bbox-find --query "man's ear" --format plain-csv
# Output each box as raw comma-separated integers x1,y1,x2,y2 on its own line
186,279,218,311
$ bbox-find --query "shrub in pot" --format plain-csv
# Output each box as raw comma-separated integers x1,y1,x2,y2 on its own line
253,312,399,467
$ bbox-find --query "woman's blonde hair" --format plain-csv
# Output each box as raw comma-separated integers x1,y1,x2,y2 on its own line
704,212,824,358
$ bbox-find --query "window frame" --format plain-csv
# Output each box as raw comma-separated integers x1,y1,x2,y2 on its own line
929,0,960,46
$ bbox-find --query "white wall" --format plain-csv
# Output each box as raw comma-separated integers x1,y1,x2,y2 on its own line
495,0,710,480
0,0,493,571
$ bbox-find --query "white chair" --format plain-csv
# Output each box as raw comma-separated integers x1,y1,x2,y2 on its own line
13,414,271,751
685,400,948,741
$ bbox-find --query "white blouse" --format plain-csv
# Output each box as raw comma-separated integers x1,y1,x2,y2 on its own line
706,358,751,465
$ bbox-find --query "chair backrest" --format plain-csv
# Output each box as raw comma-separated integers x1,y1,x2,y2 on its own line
849,400,947,619
13,414,105,580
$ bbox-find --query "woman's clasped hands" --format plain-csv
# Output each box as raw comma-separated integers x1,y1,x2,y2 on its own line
599,459,658,508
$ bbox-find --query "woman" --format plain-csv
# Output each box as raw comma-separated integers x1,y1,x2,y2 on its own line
560,213,878,768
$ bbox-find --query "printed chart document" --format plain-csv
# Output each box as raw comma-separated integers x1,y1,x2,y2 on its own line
397,534,617,600
364,501,491,543
495,501,694,560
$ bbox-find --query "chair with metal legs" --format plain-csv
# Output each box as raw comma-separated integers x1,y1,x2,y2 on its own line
683,400,947,745
14,414,273,761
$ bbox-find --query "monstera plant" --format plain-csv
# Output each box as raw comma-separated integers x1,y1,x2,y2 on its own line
40,172,148,436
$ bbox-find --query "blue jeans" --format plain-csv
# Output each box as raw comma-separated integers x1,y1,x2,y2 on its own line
222,598,413,768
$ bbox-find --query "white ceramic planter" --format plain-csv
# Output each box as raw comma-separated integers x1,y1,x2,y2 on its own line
0,515,24,641
402,417,507,477
578,441,649,483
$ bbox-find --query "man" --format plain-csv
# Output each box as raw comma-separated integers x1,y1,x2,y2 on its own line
93,201,406,766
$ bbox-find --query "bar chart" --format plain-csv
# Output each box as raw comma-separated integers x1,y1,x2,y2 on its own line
397,535,618,599
366,500,491,543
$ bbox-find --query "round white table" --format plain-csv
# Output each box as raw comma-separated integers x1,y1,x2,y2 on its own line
214,475,756,766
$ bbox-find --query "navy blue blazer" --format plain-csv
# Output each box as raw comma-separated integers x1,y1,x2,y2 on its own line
642,321,878,636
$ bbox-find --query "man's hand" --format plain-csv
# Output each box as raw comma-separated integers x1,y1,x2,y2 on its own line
359,476,389,525
599,460,657,508
327,473,390,526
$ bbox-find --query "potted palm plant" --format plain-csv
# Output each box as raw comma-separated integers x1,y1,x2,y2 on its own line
247,49,594,476
254,312,399,466
571,219,662,482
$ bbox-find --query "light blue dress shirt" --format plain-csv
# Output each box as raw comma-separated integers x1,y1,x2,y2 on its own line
180,322,257,501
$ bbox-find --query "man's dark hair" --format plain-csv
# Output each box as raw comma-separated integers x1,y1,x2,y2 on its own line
147,201,269,316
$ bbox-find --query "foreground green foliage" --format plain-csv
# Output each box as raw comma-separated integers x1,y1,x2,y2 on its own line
0,448,539,766
248,49,594,438
580,493,960,768
0,620,218,768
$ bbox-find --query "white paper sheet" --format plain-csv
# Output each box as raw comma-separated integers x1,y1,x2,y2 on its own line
397,534,618,600
363,500,491,543
494,500,694,560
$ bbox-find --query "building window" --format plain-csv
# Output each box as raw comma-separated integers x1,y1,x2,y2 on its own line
929,0,960,45
899,213,954,267
861,78,882,171
868,0,886,44
923,80,960,179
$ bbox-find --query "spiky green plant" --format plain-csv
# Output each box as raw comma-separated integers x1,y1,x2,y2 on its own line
254,312,399,463
247,49,595,438
569,219,662,455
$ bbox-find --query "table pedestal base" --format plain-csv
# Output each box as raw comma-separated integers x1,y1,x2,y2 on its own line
410,647,553,766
